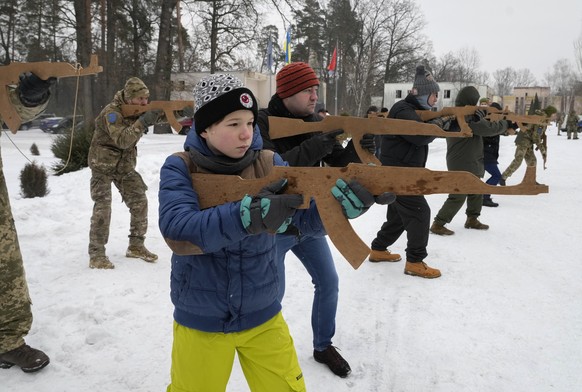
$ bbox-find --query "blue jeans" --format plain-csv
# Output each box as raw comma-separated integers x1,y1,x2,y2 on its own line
484,162,502,199
276,235,338,351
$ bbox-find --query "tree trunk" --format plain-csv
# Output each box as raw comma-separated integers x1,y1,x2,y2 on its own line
153,0,178,100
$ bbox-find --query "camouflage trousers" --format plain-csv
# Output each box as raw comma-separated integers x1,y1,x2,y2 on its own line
502,145,537,180
88,170,149,257
0,146,32,353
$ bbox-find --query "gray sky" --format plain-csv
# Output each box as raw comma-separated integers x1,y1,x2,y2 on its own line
419,0,582,83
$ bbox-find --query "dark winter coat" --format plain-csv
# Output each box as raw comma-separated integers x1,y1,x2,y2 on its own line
378,94,436,168
257,94,360,167
158,127,325,334
483,135,500,164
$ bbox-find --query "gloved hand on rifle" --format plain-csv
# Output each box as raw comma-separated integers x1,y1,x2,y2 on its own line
18,72,56,107
138,109,162,129
331,178,396,219
473,108,487,121
506,120,519,131
313,129,344,156
427,115,455,131
240,179,304,234
360,133,376,154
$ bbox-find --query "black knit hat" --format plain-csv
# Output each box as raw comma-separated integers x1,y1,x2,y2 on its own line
193,74,258,134
412,65,440,96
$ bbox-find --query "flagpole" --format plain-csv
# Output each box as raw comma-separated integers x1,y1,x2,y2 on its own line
334,40,338,115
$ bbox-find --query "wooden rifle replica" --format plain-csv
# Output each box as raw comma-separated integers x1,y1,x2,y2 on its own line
191,164,548,270
417,106,549,133
121,100,194,133
268,115,472,165
1,55,103,133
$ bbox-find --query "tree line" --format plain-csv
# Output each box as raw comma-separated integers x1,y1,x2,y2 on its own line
1,0,581,124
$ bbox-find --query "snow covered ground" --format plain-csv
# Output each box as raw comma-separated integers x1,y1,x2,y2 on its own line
1,124,581,391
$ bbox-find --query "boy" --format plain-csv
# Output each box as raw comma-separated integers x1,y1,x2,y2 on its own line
158,74,385,391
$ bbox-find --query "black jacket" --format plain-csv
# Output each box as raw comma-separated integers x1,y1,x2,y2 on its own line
378,94,436,168
483,135,500,164
257,94,360,167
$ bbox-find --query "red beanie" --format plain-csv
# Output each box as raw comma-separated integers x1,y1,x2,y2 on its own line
276,62,320,99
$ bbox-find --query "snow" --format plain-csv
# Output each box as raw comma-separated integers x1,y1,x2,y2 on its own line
1,125,581,391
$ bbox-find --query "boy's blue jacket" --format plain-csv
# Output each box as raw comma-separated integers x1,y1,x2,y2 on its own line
158,126,326,333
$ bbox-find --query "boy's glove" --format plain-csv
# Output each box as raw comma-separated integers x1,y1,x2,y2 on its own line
427,115,455,130
313,129,344,155
331,179,396,219
18,72,56,107
473,108,487,121
240,179,303,234
360,133,376,154
138,110,161,128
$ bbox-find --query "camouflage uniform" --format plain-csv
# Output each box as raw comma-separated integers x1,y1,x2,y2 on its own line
88,78,156,264
0,88,47,353
502,124,547,181
566,110,579,139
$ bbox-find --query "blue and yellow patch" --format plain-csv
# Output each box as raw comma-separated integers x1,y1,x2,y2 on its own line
107,112,118,123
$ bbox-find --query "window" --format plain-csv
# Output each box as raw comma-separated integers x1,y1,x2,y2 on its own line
444,90,451,99
395,90,402,98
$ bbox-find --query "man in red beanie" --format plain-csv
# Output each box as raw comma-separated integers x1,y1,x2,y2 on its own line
256,62,379,378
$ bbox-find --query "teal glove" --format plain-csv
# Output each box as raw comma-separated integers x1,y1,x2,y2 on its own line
240,179,303,234
331,179,396,219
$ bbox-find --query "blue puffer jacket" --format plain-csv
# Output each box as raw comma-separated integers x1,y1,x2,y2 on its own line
158,126,325,333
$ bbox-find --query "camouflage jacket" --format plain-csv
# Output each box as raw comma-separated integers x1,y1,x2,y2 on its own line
88,90,148,175
515,125,547,156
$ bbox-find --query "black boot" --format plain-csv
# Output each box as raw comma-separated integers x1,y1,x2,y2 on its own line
483,198,499,207
0,344,50,373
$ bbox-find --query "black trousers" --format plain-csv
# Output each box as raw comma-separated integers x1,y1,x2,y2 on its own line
371,195,431,262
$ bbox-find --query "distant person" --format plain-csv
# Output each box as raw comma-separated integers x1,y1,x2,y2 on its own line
430,87,516,235
500,110,548,185
566,109,579,140
0,71,54,372
366,105,378,117
88,77,162,269
483,102,512,207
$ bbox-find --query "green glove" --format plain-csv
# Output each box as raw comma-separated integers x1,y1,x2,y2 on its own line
331,179,395,219
138,110,161,128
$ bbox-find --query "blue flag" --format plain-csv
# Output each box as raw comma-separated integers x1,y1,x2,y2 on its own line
266,35,273,71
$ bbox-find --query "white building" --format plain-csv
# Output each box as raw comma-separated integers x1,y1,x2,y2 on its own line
383,82,494,110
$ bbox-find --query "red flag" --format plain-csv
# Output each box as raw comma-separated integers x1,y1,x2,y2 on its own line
327,47,337,72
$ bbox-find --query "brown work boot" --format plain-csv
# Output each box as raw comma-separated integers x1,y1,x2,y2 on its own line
464,217,489,230
89,255,115,269
0,344,50,373
126,245,158,263
430,221,454,236
404,261,441,279
369,249,402,262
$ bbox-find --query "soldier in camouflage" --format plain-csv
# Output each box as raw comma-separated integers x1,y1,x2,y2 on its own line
500,110,548,185
0,72,54,372
88,77,160,269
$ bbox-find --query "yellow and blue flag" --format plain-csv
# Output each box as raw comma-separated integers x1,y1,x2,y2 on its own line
283,27,291,64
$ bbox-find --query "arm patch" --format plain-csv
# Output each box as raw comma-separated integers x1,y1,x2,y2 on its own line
107,112,118,123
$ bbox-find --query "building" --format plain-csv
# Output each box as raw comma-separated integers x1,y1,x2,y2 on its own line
502,86,551,114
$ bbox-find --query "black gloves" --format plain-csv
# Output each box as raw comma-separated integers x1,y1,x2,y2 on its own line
138,110,162,128
506,120,519,130
360,133,376,154
474,109,487,121
331,179,396,219
314,129,344,156
240,179,304,234
18,72,56,107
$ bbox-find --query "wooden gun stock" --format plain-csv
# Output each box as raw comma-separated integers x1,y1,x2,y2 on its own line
192,164,548,270
0,55,103,133
269,115,469,165
121,100,193,133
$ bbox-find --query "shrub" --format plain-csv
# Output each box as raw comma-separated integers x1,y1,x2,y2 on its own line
20,161,50,198
30,143,40,156
51,123,94,175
